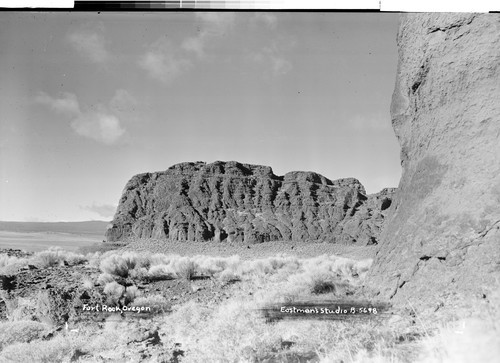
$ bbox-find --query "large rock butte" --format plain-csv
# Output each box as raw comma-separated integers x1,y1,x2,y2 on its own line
106,161,395,245
366,13,500,306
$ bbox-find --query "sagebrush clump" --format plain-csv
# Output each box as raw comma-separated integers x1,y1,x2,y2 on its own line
34,247,86,268
103,281,125,304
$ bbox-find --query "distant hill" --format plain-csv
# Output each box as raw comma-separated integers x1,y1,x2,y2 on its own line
0,221,109,236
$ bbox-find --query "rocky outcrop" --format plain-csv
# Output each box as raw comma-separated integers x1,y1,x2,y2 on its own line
106,161,395,245
0,264,105,325
366,14,500,306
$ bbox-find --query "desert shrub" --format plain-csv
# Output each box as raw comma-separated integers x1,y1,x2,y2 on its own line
286,269,328,296
5,296,39,322
0,334,74,363
351,258,372,277
61,251,86,266
317,282,500,363
100,254,130,277
192,256,225,276
80,328,124,353
33,247,86,268
247,258,286,276
245,255,371,304
81,278,94,290
0,293,40,323
103,281,125,303
85,251,102,269
311,279,338,295
61,325,143,361
171,257,197,280
288,319,401,363
161,299,281,362
131,294,170,313
0,255,29,269
272,256,301,274
150,253,176,266
97,273,115,285
125,285,140,302
287,255,372,292
330,257,358,278
188,255,243,279
307,255,373,284
154,254,409,363
241,256,300,279
35,248,63,268
220,255,240,270
159,301,213,347
129,266,149,280
269,257,287,270
0,321,51,350
99,252,151,278
121,251,144,270
148,264,176,280
219,269,241,285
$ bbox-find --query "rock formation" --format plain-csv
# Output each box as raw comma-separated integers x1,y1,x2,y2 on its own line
366,13,500,306
106,161,395,245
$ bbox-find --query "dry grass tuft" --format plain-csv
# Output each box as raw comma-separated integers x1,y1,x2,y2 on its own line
0,334,74,363
132,294,170,313
0,321,51,350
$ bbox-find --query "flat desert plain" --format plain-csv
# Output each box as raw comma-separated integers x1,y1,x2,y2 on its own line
0,231,104,252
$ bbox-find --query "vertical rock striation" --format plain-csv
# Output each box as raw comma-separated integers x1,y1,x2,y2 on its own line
106,161,395,245
366,13,500,305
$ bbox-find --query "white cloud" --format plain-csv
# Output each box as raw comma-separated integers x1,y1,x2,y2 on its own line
139,13,237,84
35,92,80,115
249,44,293,77
139,39,192,84
82,203,116,218
72,112,125,145
253,13,277,29
36,91,126,145
67,31,110,64
181,13,235,58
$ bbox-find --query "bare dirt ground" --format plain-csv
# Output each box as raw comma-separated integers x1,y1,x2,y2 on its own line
120,238,378,261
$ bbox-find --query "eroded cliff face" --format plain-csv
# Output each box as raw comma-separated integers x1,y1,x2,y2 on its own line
366,14,500,305
106,161,395,245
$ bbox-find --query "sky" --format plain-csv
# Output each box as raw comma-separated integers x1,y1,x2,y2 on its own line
0,12,401,222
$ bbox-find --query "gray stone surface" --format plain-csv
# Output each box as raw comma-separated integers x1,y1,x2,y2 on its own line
365,13,500,306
